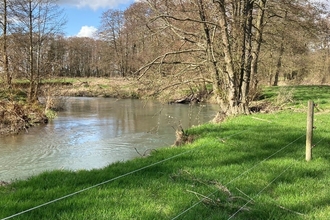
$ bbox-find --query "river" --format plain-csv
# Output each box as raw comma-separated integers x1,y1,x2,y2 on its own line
0,98,218,182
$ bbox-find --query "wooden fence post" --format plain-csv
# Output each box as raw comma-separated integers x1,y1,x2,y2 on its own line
306,100,314,161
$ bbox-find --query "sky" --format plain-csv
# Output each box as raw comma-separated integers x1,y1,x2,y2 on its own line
57,0,137,38
58,0,328,38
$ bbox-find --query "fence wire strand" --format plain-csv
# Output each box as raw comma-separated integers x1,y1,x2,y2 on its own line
227,165,293,220
171,134,305,220
2,150,190,220
2,127,254,220
3,115,316,220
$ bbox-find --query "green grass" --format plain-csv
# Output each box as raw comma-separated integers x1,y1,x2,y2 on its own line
262,85,330,110
1,86,330,219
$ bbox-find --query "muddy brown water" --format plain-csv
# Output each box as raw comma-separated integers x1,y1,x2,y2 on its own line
0,98,217,182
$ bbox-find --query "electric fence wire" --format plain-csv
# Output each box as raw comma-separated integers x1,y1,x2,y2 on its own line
314,137,326,147
175,134,327,220
227,135,330,220
1,127,254,220
226,113,329,219
243,136,328,219
233,138,325,217
2,116,311,220
227,165,294,220
313,110,329,153
1,149,190,220
171,134,305,220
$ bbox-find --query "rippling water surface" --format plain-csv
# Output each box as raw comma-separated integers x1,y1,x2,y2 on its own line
0,98,217,181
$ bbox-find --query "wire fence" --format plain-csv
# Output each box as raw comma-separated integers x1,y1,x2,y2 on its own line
1,149,192,220
171,133,306,220
2,106,328,220
172,102,328,220
227,165,294,220
1,124,255,220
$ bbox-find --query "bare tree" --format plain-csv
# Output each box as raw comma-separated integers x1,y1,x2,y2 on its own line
132,0,267,115
258,0,328,86
132,0,217,100
0,0,11,89
9,0,66,103
98,9,126,77
64,37,101,77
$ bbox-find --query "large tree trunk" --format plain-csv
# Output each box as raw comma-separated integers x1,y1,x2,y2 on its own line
213,0,268,119
215,0,238,114
214,0,251,116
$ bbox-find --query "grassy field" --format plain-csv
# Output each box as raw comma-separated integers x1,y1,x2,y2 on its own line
4,77,140,99
1,85,330,219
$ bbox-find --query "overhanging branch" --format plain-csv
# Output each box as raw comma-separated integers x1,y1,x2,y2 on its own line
135,49,205,80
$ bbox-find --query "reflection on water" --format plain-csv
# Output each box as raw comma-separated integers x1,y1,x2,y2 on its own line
0,98,217,181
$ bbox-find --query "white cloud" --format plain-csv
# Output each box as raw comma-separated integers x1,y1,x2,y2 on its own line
57,0,134,10
77,26,97,38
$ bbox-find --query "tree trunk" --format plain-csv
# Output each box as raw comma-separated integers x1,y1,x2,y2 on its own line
197,0,221,101
273,40,284,86
215,0,251,116
215,0,239,115
28,0,37,103
240,0,254,113
2,0,11,90
251,0,267,91
273,10,287,87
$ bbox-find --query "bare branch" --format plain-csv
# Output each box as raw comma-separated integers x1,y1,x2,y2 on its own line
135,49,205,80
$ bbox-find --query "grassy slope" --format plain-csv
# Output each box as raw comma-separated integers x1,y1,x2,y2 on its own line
1,86,330,220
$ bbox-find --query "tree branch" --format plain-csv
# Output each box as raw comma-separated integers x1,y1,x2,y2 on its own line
135,49,205,79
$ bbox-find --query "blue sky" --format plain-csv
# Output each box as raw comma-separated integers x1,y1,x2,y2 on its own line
58,0,329,38
57,0,137,37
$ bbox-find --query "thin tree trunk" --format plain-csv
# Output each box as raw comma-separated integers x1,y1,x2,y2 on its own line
3,0,11,90
273,40,284,86
197,0,221,100
28,0,36,103
240,0,253,113
251,0,267,91
273,10,287,86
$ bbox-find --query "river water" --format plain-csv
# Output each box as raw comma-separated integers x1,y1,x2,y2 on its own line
0,98,218,182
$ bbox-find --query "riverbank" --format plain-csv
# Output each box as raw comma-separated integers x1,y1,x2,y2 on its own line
1,86,330,219
0,77,212,135
0,98,216,182
55,77,210,103
1,111,330,219
55,77,140,99
0,101,48,135
0,78,141,135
